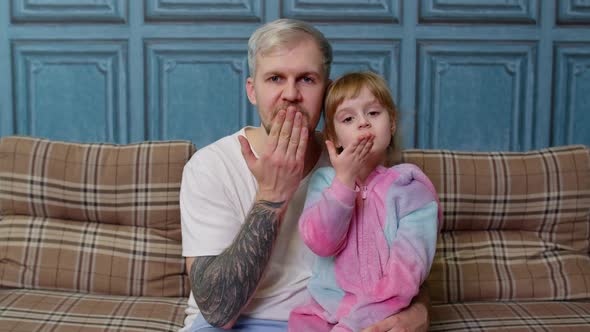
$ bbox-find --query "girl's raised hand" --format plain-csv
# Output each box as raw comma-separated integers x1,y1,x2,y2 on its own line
325,134,374,189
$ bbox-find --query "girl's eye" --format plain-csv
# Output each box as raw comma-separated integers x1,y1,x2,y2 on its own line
342,117,352,123
368,111,381,116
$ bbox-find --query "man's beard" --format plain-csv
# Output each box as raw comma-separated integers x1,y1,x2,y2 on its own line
263,104,310,135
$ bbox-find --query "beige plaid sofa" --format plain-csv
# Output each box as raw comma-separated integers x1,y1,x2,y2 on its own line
1,136,589,331
0,136,195,331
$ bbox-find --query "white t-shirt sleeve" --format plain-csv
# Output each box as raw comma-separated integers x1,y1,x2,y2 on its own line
180,149,243,257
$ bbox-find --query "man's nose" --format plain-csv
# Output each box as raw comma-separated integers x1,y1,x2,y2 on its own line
282,80,301,102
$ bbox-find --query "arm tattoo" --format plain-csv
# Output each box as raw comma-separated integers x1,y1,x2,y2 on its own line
189,200,284,327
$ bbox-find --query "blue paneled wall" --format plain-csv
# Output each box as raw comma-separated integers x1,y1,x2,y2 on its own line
0,0,588,151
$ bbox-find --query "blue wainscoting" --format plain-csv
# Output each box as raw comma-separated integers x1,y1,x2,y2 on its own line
0,0,588,151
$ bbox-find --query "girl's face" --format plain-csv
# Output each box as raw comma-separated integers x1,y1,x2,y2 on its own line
332,87,395,158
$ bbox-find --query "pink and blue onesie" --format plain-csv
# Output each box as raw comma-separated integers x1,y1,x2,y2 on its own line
288,163,441,332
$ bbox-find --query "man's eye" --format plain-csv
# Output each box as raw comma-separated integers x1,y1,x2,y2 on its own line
269,76,281,82
301,77,314,83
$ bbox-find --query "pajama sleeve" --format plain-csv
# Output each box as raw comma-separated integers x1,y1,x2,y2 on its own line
373,165,440,303
299,167,358,257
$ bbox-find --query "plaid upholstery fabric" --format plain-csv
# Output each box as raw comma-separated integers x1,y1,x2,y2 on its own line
428,230,590,303
431,300,590,331
0,136,196,230
0,288,185,332
403,145,590,303
0,136,196,297
0,215,190,297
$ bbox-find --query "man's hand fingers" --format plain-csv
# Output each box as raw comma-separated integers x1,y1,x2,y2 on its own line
286,111,302,158
267,109,286,152
361,315,400,332
238,135,257,169
295,126,308,163
277,107,296,153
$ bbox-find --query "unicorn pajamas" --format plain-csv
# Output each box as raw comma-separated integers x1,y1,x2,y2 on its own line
288,164,440,332
288,71,440,331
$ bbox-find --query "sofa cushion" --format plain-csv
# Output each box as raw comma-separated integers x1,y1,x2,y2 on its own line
430,300,590,331
0,215,190,297
428,230,590,303
0,288,185,332
403,145,590,250
0,136,196,232
403,145,590,303
0,136,195,297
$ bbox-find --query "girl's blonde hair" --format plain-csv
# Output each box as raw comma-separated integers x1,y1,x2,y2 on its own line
324,71,401,166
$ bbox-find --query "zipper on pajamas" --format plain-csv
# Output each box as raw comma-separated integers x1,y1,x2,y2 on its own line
361,186,368,199
358,185,369,289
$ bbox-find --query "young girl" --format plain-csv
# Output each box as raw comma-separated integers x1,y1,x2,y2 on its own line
288,72,441,332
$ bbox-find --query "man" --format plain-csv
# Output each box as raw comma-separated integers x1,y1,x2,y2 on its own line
180,18,430,332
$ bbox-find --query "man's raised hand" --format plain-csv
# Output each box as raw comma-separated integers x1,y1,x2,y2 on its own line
239,106,309,207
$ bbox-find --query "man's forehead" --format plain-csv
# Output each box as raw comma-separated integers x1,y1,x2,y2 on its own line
256,51,324,77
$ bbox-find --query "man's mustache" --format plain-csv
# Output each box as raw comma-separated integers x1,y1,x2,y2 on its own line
271,104,307,119
263,104,311,135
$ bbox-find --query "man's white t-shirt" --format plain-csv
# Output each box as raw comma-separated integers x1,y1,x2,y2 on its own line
180,127,329,329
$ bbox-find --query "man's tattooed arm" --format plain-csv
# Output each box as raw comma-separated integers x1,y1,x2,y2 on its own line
189,200,284,327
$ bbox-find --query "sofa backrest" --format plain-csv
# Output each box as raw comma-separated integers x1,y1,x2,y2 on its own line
0,136,196,297
403,145,590,303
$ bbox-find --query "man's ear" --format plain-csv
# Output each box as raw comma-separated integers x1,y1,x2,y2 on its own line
246,77,257,105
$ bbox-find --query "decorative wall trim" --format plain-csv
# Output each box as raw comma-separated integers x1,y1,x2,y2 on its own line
419,0,538,24
557,0,590,25
11,0,127,23
331,40,400,100
553,44,590,145
418,42,537,151
12,41,128,142
145,40,252,146
282,0,400,23
145,0,262,22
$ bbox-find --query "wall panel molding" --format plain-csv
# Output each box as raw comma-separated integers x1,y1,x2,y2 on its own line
11,0,127,23
557,0,590,25
12,41,128,142
145,0,262,22
419,0,538,24
282,0,400,23
331,40,400,100
145,40,251,147
553,44,590,146
418,42,536,151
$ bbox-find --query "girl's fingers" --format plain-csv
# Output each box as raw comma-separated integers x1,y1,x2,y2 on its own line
359,137,373,158
346,137,363,154
351,136,368,156
325,140,338,163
